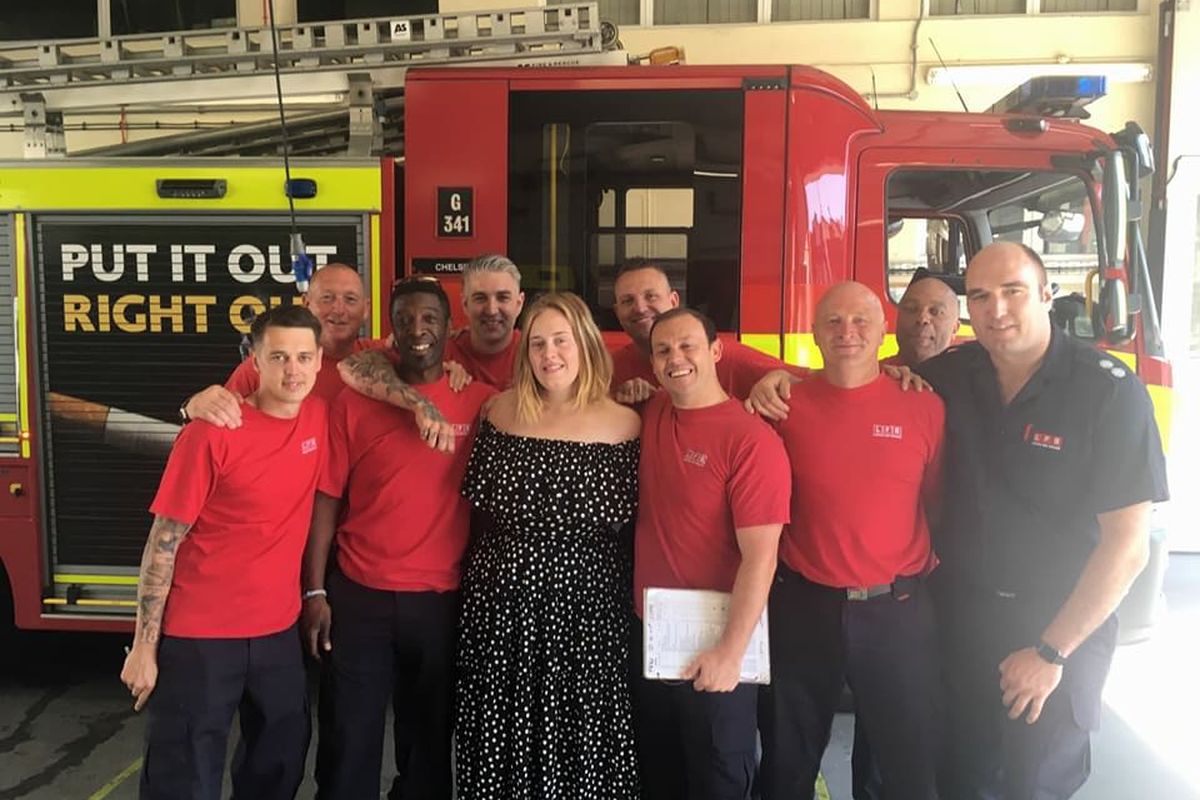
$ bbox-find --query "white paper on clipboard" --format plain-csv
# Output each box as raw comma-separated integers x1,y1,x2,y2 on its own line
643,588,770,684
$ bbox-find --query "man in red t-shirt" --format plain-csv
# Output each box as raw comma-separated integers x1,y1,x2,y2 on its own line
444,253,524,388
633,307,791,800
184,262,463,453
183,262,371,424
302,278,495,800
758,282,944,800
119,305,327,800
609,259,803,405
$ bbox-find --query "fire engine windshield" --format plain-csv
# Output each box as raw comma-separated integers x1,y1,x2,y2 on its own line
886,167,1102,339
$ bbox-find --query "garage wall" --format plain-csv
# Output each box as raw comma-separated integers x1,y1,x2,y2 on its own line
612,4,1157,133
1160,2,1200,357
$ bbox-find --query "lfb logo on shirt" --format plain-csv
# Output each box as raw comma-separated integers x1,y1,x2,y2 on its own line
872,424,903,440
683,449,709,468
1024,424,1064,452
300,437,319,455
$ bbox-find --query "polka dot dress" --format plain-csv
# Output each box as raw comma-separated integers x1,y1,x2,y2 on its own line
456,419,641,800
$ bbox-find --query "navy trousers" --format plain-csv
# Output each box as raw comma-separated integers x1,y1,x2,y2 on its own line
140,625,310,800
935,584,1116,800
758,566,940,800
314,569,457,800
632,624,759,800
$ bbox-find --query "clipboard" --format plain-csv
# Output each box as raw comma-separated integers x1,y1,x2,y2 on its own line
642,588,771,684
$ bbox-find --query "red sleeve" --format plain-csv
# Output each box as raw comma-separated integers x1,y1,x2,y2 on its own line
318,394,352,498
727,422,792,529
224,356,258,397
353,337,390,353
149,424,222,525
723,341,804,400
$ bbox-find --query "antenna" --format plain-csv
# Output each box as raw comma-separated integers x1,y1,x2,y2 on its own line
929,38,969,113
869,66,879,111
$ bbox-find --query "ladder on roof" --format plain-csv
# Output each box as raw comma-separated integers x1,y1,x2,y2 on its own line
0,4,613,116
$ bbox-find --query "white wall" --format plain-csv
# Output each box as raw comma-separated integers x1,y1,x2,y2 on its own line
1161,2,1200,357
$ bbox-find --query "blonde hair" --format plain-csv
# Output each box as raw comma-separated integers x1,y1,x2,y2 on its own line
513,292,613,422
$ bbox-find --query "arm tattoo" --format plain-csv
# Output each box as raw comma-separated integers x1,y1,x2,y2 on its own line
339,351,446,422
134,515,192,646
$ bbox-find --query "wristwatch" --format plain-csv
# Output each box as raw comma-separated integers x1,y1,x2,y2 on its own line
1035,640,1067,666
178,402,190,423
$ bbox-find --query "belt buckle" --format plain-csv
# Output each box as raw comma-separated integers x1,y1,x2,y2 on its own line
846,587,869,601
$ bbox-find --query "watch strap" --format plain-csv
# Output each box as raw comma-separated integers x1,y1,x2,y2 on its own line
1035,641,1067,666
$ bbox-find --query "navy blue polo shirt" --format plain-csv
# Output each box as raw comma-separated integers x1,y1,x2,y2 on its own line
917,327,1168,627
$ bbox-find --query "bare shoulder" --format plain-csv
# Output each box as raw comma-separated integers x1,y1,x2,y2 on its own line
595,398,641,442
483,389,517,428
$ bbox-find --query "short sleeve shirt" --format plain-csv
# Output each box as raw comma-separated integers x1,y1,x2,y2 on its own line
225,337,390,402
917,330,1168,625
609,338,805,402
150,399,327,638
444,329,521,389
776,375,943,588
634,394,792,616
320,377,496,592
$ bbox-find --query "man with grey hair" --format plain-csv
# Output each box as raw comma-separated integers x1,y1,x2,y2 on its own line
447,254,525,389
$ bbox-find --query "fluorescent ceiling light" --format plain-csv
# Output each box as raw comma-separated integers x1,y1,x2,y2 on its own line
926,62,1153,87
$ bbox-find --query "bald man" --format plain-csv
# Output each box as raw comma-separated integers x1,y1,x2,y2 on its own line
759,282,944,800
183,263,375,427
918,242,1167,799
892,273,961,368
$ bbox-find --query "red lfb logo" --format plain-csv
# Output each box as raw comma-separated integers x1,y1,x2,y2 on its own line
1024,424,1064,451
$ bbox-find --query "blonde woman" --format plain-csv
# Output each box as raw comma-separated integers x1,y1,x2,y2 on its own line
455,292,641,799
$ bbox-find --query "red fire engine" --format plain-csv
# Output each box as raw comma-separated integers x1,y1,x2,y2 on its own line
0,64,1169,633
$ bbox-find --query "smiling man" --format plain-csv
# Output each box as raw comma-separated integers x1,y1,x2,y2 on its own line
302,278,495,800
444,253,525,389
759,282,943,800
120,305,327,800
182,263,372,427
918,241,1168,799
633,306,791,800
609,258,800,405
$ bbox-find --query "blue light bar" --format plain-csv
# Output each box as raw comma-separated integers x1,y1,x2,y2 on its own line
989,75,1108,119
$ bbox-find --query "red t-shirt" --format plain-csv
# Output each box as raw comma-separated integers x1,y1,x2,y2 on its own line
320,376,496,592
634,394,792,616
776,374,944,588
225,337,390,402
444,329,521,389
150,399,327,638
609,338,804,402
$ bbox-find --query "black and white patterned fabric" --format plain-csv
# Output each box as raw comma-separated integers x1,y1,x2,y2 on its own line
455,419,640,800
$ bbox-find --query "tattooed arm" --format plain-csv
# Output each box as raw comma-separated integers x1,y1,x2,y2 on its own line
119,515,192,711
338,350,456,453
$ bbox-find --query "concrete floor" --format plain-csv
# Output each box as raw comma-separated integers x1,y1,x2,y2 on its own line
2,556,1199,799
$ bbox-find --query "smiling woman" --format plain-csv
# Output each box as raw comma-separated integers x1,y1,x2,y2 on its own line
454,291,643,800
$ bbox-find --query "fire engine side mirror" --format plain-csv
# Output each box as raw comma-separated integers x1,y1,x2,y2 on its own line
1102,150,1128,272
1098,151,1131,343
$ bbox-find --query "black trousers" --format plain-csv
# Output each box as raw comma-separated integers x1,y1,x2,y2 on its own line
315,570,458,800
936,585,1116,800
140,625,310,800
632,625,759,800
758,566,940,800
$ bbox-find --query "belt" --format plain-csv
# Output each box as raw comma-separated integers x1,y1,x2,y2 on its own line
844,574,921,602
